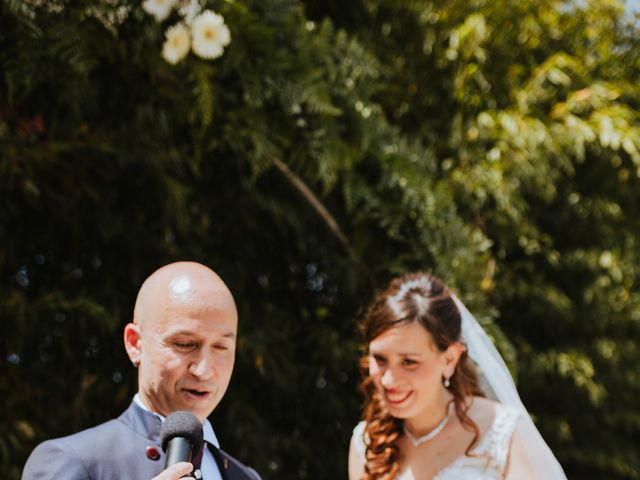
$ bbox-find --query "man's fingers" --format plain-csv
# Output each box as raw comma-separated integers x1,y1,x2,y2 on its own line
151,462,193,480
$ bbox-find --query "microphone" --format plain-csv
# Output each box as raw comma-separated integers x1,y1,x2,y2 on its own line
160,411,204,469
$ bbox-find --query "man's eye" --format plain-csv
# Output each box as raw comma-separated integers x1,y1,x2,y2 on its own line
402,358,417,366
214,344,230,351
175,342,196,349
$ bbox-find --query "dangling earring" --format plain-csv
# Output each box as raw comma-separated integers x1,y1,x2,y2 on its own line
443,376,451,388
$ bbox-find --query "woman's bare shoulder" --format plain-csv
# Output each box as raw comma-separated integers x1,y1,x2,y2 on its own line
465,396,501,429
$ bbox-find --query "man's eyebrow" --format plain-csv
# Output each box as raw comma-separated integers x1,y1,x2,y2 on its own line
162,331,196,340
164,329,236,339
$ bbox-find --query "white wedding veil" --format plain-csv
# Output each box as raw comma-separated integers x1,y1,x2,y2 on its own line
452,295,568,480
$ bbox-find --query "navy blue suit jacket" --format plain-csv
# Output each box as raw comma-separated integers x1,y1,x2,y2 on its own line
22,402,261,480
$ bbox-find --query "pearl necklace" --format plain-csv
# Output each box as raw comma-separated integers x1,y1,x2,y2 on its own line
403,410,450,447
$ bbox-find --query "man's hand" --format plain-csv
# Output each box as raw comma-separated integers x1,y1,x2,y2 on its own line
151,462,193,479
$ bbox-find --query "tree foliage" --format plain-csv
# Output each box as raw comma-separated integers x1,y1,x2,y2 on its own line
1,0,639,479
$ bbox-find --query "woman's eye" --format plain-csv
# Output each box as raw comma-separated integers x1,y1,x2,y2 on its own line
372,355,387,365
402,358,417,366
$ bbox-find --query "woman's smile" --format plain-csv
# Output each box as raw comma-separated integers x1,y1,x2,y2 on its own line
384,388,413,406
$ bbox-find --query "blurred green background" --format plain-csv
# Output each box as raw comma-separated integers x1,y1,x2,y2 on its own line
2,0,640,478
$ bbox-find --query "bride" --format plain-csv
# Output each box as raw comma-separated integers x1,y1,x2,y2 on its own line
348,273,567,480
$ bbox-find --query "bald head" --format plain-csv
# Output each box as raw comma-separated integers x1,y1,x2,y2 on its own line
125,261,238,420
133,261,237,330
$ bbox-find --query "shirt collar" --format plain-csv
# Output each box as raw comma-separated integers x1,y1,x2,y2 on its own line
133,393,220,448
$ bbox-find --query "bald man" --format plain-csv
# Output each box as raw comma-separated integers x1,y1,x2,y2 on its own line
22,262,261,480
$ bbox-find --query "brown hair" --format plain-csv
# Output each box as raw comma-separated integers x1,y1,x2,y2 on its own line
358,272,484,480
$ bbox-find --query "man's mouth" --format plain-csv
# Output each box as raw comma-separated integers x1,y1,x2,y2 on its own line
183,388,211,398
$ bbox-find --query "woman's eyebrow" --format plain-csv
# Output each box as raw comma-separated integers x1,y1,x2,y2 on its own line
370,349,423,356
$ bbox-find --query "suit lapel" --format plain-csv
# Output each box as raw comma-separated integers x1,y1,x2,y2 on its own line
118,402,162,442
207,443,230,480
119,404,255,480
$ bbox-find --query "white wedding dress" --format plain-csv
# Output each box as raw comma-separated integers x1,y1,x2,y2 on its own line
351,404,520,480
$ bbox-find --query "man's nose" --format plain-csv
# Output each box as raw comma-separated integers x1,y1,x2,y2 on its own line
189,351,215,379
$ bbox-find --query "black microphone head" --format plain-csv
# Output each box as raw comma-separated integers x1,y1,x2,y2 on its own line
160,411,204,454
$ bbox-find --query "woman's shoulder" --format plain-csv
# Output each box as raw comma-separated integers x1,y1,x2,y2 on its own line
353,420,365,430
465,396,521,461
349,421,369,480
350,421,367,457
468,395,500,410
352,420,366,438
466,396,520,424
465,396,499,428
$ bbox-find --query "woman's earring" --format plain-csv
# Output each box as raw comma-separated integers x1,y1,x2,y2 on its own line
443,376,451,388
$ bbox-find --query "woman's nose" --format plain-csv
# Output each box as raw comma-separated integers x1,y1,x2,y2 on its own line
380,367,397,387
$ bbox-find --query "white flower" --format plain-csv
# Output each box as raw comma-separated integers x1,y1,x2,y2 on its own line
191,10,231,60
178,0,201,26
142,0,178,22
162,23,190,64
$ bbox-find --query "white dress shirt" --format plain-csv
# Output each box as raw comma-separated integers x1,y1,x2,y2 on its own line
133,394,222,480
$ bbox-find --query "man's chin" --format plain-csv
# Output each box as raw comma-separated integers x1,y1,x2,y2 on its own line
174,393,219,419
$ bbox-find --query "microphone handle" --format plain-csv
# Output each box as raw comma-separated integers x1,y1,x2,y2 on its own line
164,437,192,468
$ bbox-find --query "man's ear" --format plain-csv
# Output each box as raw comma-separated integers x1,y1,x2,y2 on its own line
124,323,142,366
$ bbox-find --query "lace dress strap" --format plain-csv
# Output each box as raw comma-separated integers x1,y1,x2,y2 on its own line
475,404,521,472
351,421,367,460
